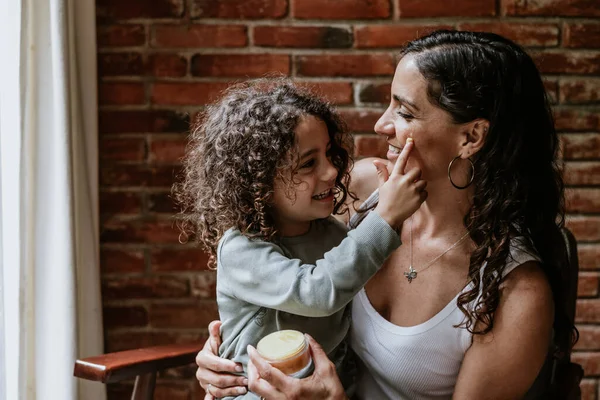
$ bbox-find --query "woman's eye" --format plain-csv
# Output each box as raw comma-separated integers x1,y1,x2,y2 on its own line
397,110,414,120
300,159,315,169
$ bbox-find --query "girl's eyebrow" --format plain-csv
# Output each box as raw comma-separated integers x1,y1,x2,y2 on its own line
299,148,318,159
393,94,419,111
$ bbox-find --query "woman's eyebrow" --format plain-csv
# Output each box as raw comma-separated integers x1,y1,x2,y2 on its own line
393,94,419,111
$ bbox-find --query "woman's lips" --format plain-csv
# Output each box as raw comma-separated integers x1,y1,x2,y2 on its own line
387,143,402,162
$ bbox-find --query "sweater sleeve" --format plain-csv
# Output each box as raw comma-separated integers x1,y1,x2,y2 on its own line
217,211,400,317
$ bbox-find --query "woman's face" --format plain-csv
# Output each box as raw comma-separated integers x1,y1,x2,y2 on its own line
375,54,465,181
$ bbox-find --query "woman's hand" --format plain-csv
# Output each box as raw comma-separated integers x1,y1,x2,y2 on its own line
247,334,348,400
195,320,249,399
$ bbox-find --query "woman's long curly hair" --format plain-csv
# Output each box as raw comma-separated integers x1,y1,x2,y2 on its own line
401,31,575,355
173,79,354,269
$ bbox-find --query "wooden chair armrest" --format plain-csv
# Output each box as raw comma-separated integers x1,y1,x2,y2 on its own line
73,343,203,383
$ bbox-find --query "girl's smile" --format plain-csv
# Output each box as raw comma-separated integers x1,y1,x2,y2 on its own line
312,188,334,201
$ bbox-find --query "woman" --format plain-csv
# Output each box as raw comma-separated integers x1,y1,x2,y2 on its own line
195,30,574,399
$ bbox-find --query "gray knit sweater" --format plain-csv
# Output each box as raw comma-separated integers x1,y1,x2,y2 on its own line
216,211,400,399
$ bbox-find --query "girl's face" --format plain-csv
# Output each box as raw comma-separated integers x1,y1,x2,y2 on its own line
272,115,338,237
375,54,466,182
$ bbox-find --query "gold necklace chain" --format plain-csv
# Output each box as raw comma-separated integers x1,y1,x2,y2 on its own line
404,217,470,283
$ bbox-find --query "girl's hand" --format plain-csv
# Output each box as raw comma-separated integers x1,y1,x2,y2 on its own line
374,140,427,230
195,320,248,399
247,334,348,400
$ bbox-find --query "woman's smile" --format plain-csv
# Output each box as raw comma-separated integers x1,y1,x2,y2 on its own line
387,143,403,163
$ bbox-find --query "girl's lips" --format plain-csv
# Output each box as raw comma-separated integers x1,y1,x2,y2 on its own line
314,192,335,203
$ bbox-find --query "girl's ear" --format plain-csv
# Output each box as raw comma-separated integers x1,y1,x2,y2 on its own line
459,119,489,158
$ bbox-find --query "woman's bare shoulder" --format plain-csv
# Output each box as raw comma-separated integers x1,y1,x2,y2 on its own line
484,260,553,339
501,260,552,301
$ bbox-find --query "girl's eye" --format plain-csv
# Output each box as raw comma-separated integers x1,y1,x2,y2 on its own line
300,159,315,169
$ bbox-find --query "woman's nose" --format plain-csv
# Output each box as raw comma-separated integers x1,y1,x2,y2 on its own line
374,110,395,137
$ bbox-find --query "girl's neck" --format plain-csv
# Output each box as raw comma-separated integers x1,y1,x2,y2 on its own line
277,221,312,238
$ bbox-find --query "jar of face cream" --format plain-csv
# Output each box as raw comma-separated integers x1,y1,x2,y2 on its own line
256,330,313,378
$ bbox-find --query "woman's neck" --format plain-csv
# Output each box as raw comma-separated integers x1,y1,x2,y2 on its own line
407,179,473,239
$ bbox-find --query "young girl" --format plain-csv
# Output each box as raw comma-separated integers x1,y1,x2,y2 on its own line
174,80,426,399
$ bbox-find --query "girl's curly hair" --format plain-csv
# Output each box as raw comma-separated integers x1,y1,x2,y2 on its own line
173,79,354,269
401,30,575,356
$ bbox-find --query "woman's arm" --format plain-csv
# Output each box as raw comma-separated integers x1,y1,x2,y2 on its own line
453,261,554,399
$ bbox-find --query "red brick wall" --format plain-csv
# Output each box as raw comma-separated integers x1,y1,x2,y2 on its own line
96,0,600,398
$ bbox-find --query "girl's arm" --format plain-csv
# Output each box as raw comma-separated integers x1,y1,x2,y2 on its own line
218,208,400,317
453,261,554,399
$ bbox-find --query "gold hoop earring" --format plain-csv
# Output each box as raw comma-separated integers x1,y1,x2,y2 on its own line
448,156,475,190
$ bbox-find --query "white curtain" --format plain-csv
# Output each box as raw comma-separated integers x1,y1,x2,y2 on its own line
0,0,105,399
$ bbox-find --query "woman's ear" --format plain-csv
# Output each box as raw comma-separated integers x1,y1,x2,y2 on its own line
460,119,489,158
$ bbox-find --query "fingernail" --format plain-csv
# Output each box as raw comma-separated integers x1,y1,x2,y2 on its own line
406,137,414,144
235,364,243,372
237,387,247,394
242,378,249,385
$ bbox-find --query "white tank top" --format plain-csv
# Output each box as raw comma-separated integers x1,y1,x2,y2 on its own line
348,190,540,400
